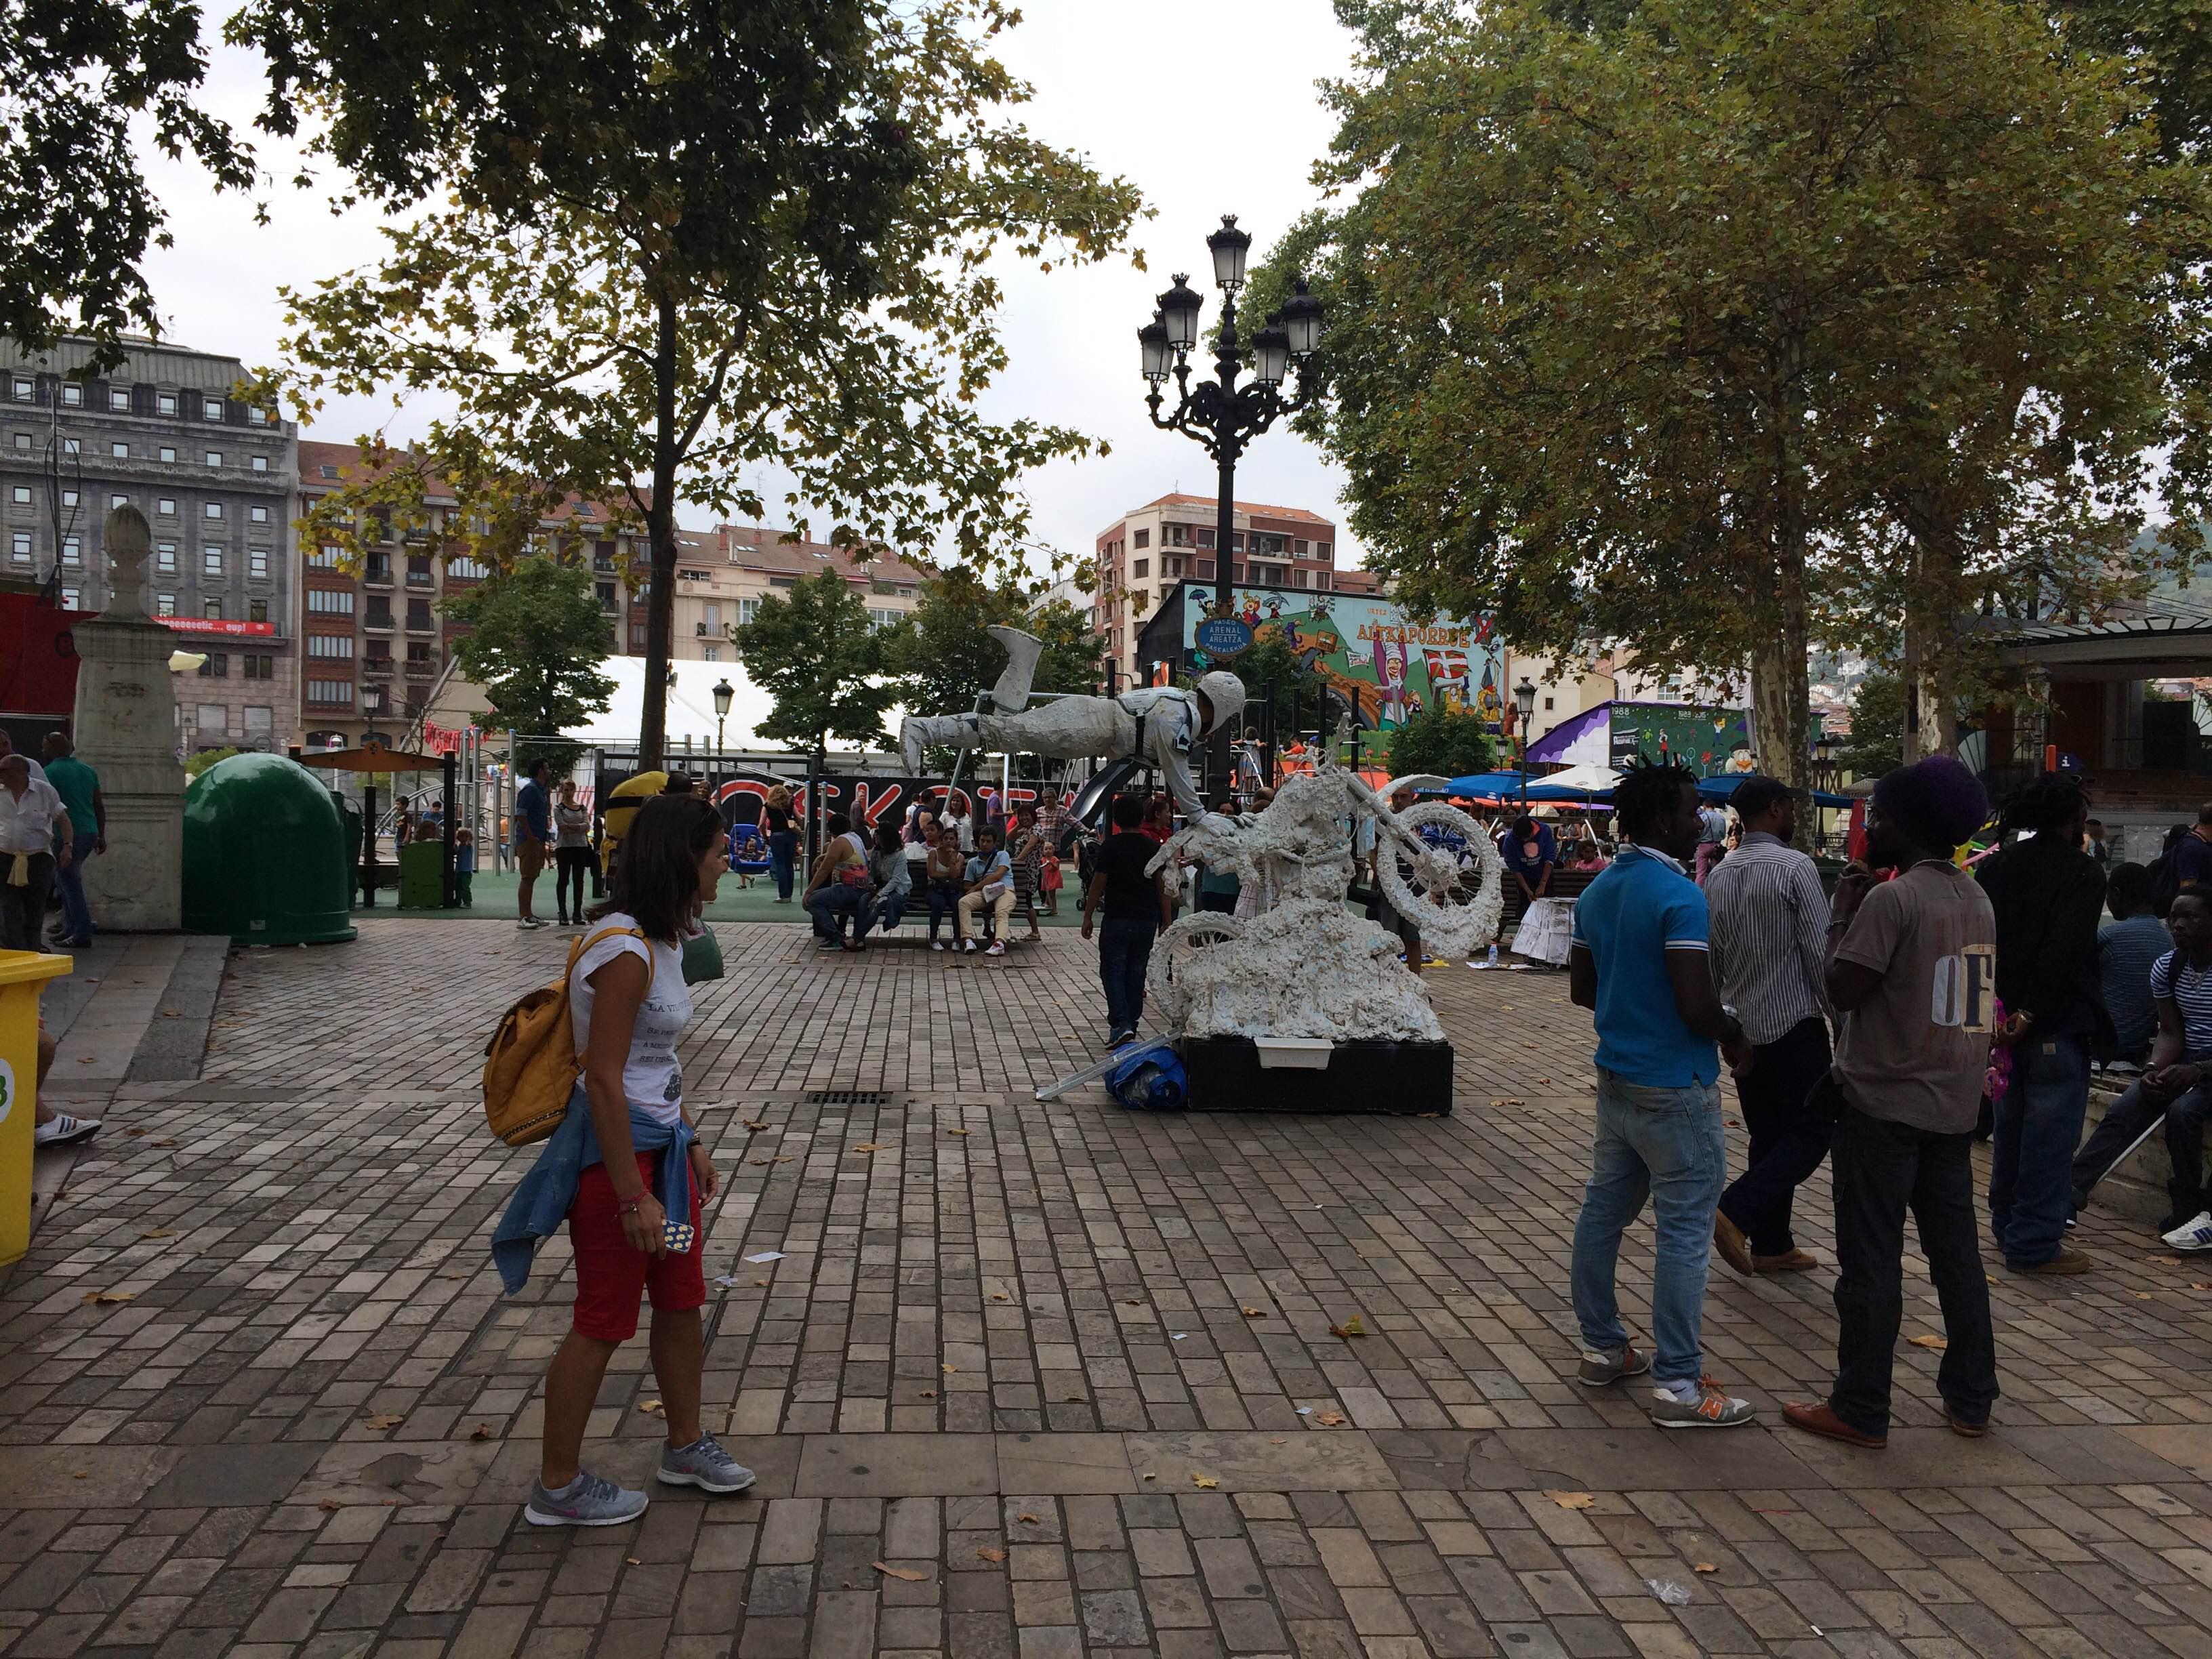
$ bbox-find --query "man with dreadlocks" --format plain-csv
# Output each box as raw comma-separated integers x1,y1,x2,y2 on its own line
1976,773,2112,1275
1568,754,1757,1429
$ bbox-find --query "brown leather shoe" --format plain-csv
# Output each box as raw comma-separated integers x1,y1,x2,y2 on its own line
1713,1212,1755,1276
2008,1247,2091,1275
1782,1401,1887,1448
1752,1249,1819,1273
1945,1411,1988,1438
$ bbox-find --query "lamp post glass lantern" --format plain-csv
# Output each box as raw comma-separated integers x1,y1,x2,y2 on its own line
1139,213,1324,699
1513,676,1537,802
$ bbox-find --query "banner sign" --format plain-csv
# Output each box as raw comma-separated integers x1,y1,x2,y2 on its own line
154,617,276,638
1606,703,1753,778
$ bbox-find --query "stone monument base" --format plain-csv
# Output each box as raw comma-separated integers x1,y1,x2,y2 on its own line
1181,1037,1453,1115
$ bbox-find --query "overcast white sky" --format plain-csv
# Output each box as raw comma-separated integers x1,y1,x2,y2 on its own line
135,1,1366,577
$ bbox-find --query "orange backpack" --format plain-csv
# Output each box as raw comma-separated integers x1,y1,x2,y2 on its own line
483,926,652,1147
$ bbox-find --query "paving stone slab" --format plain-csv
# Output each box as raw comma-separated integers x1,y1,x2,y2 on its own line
1118,1432,1397,1493
796,1435,1000,1497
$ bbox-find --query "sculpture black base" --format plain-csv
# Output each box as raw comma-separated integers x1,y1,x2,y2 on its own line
1180,1037,1453,1114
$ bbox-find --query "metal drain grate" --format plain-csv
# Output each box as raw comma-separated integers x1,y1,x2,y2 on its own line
805,1088,893,1105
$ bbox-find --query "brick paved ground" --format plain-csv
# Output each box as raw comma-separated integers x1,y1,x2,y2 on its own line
4,920,2212,1658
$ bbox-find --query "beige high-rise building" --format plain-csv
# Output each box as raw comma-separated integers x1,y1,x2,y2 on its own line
1090,493,1377,686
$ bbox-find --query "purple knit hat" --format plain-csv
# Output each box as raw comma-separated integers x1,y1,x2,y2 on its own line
1872,754,1988,851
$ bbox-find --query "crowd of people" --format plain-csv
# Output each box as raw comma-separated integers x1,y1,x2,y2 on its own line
1568,752,2212,1448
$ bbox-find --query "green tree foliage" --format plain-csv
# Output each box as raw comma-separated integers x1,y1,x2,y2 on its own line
1383,708,1498,781
0,1,253,371
242,0,1144,771
732,568,900,766
1256,0,2210,800
889,567,1103,724
1837,672,1907,783
443,559,617,772
182,745,242,777
2059,1,2212,160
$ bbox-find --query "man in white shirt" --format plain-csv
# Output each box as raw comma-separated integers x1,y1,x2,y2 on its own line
0,753,69,951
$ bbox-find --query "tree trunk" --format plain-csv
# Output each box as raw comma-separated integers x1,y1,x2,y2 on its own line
638,295,682,771
1908,527,1963,758
1759,321,1814,850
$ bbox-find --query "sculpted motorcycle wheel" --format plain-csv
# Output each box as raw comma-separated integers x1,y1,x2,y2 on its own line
1375,800,1504,960
1145,912,1248,1031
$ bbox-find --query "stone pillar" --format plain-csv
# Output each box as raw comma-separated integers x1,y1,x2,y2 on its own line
71,507,185,930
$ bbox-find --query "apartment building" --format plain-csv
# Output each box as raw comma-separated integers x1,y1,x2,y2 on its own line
664,524,933,661
295,440,506,746
1090,494,1376,685
0,337,299,752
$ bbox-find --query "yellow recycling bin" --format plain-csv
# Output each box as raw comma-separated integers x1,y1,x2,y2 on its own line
0,949,72,1267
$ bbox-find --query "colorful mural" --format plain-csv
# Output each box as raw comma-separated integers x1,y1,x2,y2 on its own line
1181,590,1505,733
1605,703,1754,778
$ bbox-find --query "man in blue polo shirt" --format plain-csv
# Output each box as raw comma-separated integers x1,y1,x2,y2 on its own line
1569,758,1755,1429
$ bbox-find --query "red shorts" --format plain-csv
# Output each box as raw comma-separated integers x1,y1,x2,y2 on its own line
568,1151,705,1342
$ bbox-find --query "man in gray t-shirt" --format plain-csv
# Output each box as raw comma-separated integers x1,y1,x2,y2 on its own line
1784,756,1999,1451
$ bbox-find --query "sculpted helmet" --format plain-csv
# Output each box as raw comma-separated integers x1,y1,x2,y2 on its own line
1195,671,1246,736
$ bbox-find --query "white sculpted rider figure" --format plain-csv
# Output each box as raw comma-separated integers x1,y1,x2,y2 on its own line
899,626,1245,829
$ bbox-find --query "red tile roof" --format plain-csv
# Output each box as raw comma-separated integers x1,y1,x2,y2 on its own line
707,525,935,585
1125,493,1336,527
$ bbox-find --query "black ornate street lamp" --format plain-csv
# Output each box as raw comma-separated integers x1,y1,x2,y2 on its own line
1140,216,1325,635
1513,676,1538,804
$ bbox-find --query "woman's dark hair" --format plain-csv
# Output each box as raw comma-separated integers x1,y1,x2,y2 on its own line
873,821,903,855
2106,861,2154,914
588,794,726,941
1612,754,1696,841
2001,773,2089,835
825,811,852,837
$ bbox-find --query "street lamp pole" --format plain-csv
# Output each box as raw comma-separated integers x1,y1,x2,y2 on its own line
1513,676,1538,806
1140,214,1325,713
712,677,733,772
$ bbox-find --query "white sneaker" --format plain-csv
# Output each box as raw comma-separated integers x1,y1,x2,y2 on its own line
2163,1211,2212,1251
930,940,945,952
33,1113,100,1147
986,940,1006,956
961,939,977,954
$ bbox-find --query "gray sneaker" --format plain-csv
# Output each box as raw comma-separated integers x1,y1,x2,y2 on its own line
657,1433,756,1494
1576,1340,1652,1387
524,1469,649,1527
1649,1378,1756,1429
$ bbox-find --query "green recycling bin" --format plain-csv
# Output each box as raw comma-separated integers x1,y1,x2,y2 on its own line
183,755,358,945
397,841,443,908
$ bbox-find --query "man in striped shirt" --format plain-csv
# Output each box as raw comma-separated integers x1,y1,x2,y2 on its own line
1705,776,1837,1275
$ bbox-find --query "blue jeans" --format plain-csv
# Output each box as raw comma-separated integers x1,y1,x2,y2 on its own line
1989,1030,2091,1267
1570,1067,1725,1387
870,888,909,935
1097,915,1156,1036
806,882,866,941
769,830,799,901
925,880,961,941
55,830,96,941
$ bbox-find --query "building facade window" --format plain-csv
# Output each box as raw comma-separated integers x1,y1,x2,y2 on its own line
60,586,79,608
307,588,355,615
203,598,222,619
308,680,354,706
308,546,342,569
60,536,79,565
203,547,222,574
156,542,178,572
7,487,24,505
244,704,272,731
702,644,720,662
1132,559,1148,579
308,634,354,657
248,598,268,623
251,455,268,473
249,506,268,524
199,654,228,678
739,598,760,625
158,447,176,464
203,501,222,520
203,398,222,419
406,598,431,630
62,384,81,407
249,548,268,578
9,532,28,562
158,392,177,416
205,451,222,468
110,441,127,458
155,594,175,617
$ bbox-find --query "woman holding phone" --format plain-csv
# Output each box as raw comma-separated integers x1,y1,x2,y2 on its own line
493,792,754,1525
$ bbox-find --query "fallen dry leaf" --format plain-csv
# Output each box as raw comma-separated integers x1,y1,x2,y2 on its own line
364,1414,405,1430
942,1364,956,1374
2148,1254,2183,1265
873,1561,929,1582
975,1547,1006,1563
1536,1078,1551,1085
159,1008,179,1018
1329,1315,1366,1340
743,1119,771,1132
991,1292,1010,1302
317,1497,343,1512
152,1139,175,1147
1191,1473,1218,1489
638,1399,665,1416
1907,1334,1948,1351
1121,1298,1143,1307
852,1143,883,1153
1017,1513,1040,1524
626,1556,641,1566
919,1389,937,1399
1488,1097,1528,1109
1547,1491,1596,1510
140,1229,173,1240
127,1127,146,1137
1694,1561,1717,1574
1414,1112,1440,1119
754,1279,769,1287
469,1424,492,1441
1141,1472,1156,1480
2192,1282,2210,1292
1315,1412,1347,1427
2137,1291,2154,1300
72,1470,87,1480
946,1128,970,1136
80,1290,135,1306
1241,1307,1265,1317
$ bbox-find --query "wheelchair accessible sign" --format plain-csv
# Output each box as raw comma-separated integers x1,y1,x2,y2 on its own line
1195,617,1254,657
